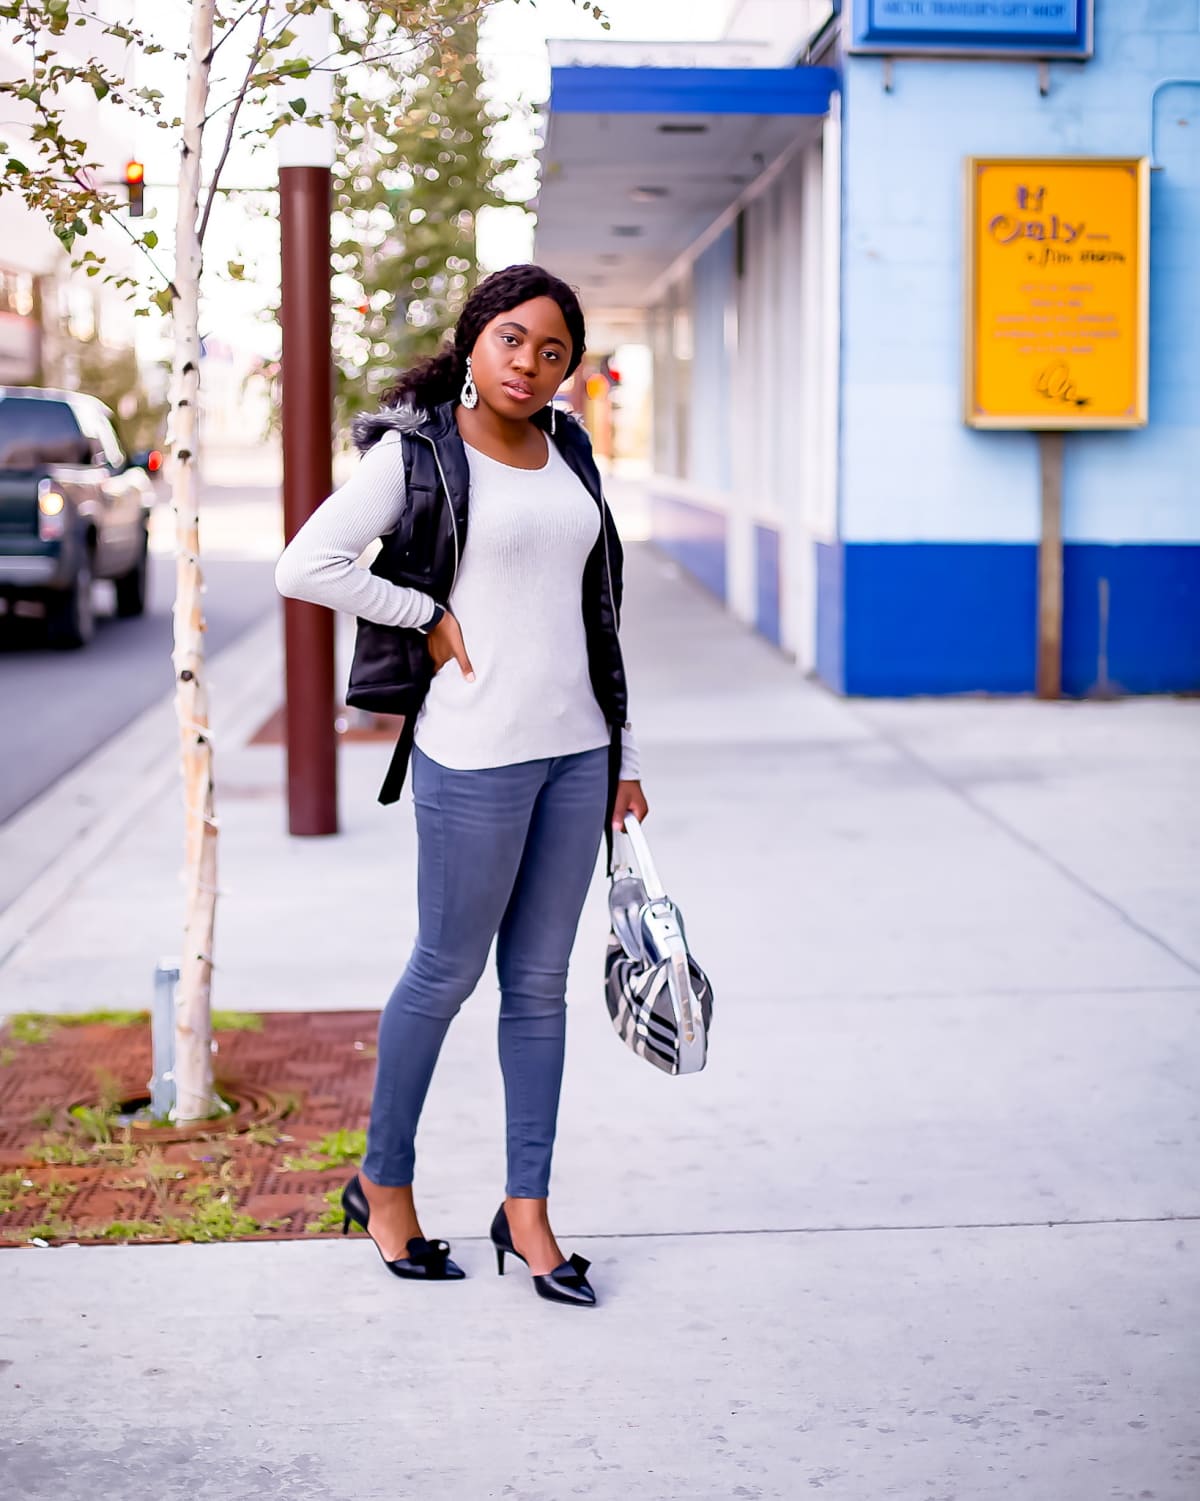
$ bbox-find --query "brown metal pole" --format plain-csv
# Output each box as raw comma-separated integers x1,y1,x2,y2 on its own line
280,164,337,834
1036,430,1065,699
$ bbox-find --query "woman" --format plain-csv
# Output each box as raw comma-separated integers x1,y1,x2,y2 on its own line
275,264,646,1308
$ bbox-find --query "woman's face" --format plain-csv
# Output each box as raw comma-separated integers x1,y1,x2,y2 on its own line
467,296,574,420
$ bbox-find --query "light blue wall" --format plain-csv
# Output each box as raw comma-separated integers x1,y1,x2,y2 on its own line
839,0,1200,546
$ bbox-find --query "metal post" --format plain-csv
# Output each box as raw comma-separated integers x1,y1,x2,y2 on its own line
1036,431,1065,699
150,960,180,1120
277,11,337,835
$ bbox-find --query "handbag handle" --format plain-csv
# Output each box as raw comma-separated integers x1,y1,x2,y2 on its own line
619,813,665,901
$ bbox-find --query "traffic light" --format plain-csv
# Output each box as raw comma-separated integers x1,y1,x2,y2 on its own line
125,160,144,217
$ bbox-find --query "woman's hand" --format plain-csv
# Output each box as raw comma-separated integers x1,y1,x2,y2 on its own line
427,610,475,682
612,779,649,832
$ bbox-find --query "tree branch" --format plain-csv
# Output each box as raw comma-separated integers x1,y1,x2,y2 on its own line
205,0,262,63
198,0,271,246
71,171,177,294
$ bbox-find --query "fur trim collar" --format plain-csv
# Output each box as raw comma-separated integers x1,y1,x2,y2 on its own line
351,404,430,452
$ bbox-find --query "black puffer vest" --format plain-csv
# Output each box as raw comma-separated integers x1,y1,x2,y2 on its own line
346,400,629,819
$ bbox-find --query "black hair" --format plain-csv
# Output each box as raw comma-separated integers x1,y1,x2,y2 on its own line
383,263,587,411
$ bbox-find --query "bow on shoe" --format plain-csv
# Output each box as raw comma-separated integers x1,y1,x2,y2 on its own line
406,1237,452,1276
557,1252,591,1287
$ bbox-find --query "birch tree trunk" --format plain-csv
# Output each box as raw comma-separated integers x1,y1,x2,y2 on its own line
171,0,220,1123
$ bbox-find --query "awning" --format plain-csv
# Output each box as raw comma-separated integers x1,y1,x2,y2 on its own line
533,65,838,315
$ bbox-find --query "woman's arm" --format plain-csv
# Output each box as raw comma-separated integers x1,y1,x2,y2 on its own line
273,432,437,630
618,724,640,782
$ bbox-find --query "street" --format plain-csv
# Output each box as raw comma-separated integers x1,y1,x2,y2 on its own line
0,484,281,826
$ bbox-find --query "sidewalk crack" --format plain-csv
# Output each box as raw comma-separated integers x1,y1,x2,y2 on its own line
850,709,1200,980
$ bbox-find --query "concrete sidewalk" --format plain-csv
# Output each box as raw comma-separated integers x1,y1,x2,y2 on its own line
2,543,1199,1499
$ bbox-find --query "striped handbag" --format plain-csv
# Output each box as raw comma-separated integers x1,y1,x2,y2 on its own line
604,814,713,1076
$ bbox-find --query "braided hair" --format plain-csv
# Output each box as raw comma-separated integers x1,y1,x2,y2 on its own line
383,263,587,411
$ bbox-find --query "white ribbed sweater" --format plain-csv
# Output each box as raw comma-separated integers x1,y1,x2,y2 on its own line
274,428,640,779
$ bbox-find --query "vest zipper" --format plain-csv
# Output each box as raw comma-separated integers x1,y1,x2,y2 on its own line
416,432,460,597
597,492,628,730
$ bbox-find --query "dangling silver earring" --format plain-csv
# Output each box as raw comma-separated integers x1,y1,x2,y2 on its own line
460,355,478,409
549,403,557,435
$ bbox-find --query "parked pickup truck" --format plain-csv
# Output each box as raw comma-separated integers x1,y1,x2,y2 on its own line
0,386,158,647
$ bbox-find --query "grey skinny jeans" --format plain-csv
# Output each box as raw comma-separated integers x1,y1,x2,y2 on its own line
362,743,608,1198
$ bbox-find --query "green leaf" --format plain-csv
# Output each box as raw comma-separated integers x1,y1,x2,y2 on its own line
151,286,174,315
91,79,109,102
142,230,158,249
5,158,28,176
226,261,245,281
288,97,306,117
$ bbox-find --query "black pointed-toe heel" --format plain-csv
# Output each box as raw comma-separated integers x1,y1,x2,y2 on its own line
341,1174,465,1281
490,1203,596,1307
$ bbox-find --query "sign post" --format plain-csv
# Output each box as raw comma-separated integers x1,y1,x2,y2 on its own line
964,157,1150,696
1036,432,1064,699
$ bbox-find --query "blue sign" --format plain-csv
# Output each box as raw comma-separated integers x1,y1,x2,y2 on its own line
849,0,1093,57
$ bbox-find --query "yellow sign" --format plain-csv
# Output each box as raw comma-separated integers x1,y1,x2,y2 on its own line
965,157,1149,429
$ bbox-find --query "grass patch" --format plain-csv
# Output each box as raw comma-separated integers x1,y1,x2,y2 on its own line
2,1009,262,1051
281,1127,365,1173
5,1010,148,1046
306,1186,354,1235
29,1136,95,1167
211,1012,263,1033
167,1180,269,1242
98,1219,164,1241
68,1104,115,1145
10,1177,81,1242
0,1170,29,1213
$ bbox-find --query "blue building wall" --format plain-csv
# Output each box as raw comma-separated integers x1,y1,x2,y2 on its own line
823,0,1200,695
649,492,728,602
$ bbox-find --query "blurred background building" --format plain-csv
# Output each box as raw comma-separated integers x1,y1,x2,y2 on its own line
534,0,1200,696
0,2,142,401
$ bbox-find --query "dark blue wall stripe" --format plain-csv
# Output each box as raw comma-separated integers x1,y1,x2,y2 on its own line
754,524,782,647
814,540,1200,697
649,492,727,603
1062,544,1200,696
549,66,838,118
842,542,1039,695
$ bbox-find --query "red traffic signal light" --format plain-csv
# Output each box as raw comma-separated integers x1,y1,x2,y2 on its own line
125,160,144,217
